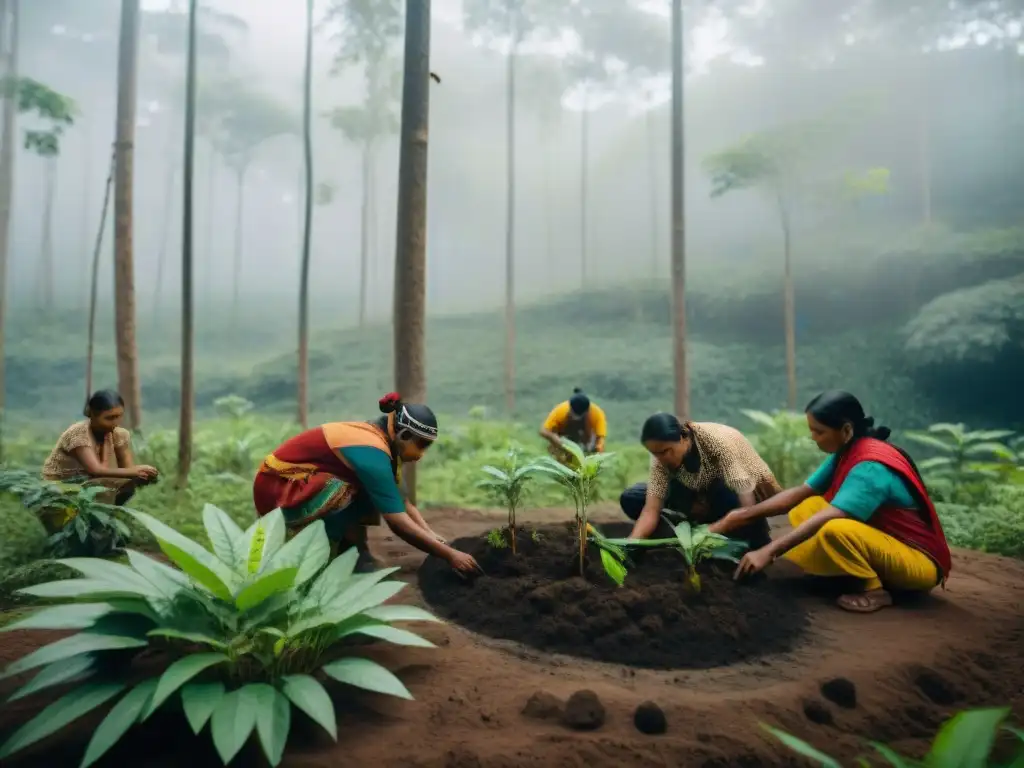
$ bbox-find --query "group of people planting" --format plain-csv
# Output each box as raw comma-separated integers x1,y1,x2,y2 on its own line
42,384,950,616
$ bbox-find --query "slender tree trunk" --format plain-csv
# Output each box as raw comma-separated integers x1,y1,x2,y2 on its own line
152,160,178,322
297,0,314,429
178,0,199,486
86,148,116,399
778,194,797,410
579,94,588,289
113,0,143,430
0,0,20,449
231,165,245,326
504,18,518,416
39,156,56,309
393,0,432,505
645,108,659,278
670,0,689,419
543,134,553,266
358,139,371,328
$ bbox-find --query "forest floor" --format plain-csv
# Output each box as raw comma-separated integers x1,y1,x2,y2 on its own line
2,505,1022,767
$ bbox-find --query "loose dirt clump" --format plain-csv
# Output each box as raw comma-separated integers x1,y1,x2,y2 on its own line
418,523,808,669
522,691,563,721
634,701,668,734
562,690,606,731
821,677,858,709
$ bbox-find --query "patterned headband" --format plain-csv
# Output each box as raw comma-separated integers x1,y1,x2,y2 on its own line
396,405,438,441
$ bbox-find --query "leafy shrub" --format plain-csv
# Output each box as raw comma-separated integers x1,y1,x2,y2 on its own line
0,470,132,557
764,705,1022,767
742,409,821,488
0,504,440,767
477,447,538,553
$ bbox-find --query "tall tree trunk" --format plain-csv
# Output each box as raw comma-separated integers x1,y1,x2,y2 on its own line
778,194,796,410
39,156,56,309
393,0,431,505
178,0,199,486
113,0,143,430
297,0,314,429
579,95,588,290
152,161,177,322
645,108,659,278
231,165,245,326
670,0,689,419
0,0,20,453
86,148,116,399
358,139,371,328
503,17,518,416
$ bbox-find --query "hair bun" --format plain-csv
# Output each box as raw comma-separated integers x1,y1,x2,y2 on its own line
572,387,583,394
862,416,875,429
378,392,402,414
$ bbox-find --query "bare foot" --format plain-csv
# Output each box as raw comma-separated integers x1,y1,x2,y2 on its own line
837,589,893,613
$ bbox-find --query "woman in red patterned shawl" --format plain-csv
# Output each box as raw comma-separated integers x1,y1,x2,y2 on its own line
711,391,951,613
253,392,480,575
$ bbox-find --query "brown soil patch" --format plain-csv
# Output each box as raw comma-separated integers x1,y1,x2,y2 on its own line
418,522,808,669
0,505,1021,767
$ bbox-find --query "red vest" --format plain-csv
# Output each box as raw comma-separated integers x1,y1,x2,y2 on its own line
824,438,952,579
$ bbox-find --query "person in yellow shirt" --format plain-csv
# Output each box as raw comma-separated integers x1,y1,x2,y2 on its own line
539,388,607,462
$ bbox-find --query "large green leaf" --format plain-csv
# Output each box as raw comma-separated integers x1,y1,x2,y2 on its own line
146,629,228,650
302,547,360,607
348,624,435,648
268,520,330,586
926,707,1009,767
598,549,627,587
143,653,230,719
7,654,96,703
291,580,406,635
1,630,148,681
322,657,412,700
210,686,261,764
55,558,159,596
240,510,287,575
125,550,191,597
362,605,440,624
868,742,916,767
181,681,226,734
761,724,842,768
235,567,299,612
124,510,236,600
202,503,245,569
280,675,337,740
17,578,153,601
252,683,291,767
80,678,158,768
0,603,114,633
0,683,126,759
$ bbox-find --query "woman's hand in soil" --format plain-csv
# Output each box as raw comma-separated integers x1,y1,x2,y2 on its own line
447,549,482,577
733,546,774,581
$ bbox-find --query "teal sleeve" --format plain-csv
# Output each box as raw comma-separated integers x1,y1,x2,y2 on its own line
830,462,898,521
337,446,406,514
805,454,837,494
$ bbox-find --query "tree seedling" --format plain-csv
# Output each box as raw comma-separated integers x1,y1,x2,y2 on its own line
533,439,616,576
477,446,538,554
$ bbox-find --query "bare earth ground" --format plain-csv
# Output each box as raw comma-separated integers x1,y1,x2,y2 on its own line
1,504,1022,767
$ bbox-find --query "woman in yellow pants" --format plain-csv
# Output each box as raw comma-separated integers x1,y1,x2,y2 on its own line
709,390,951,613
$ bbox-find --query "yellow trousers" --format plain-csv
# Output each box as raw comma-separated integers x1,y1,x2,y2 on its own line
783,496,938,593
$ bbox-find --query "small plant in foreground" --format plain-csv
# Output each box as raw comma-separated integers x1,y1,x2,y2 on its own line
533,438,616,576
0,503,440,767
486,528,509,549
764,705,1023,767
0,470,132,557
586,519,747,590
477,446,538,554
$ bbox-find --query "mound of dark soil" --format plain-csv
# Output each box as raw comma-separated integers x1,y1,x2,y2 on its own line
418,522,809,669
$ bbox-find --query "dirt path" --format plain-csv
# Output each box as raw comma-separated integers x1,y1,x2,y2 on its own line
1,505,1022,767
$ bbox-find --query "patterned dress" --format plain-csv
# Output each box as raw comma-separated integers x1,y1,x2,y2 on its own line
646,421,782,505
43,421,132,481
